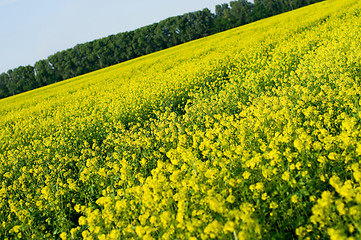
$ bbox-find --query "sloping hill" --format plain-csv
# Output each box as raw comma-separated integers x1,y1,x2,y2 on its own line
0,0,324,100
1,0,361,239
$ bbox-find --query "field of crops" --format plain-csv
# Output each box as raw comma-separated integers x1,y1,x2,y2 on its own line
1,0,361,239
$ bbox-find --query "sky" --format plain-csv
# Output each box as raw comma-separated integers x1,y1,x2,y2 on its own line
0,0,236,73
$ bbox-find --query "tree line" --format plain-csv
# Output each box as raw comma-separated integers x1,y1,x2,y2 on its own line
0,0,323,99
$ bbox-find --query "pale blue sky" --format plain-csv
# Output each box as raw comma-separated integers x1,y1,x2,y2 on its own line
0,0,235,73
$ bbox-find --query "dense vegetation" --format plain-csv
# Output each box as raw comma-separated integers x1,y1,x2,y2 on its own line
1,0,360,239
0,0,323,99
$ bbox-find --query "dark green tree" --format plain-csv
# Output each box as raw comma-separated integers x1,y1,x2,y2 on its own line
34,59,62,85
6,66,37,94
229,0,252,26
0,73,10,98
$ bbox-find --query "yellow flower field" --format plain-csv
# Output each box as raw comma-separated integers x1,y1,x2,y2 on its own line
1,0,361,239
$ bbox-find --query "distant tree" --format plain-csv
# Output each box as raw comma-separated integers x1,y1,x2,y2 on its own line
175,15,191,43
48,52,65,81
111,33,128,63
98,38,116,68
229,0,252,26
215,3,231,31
34,59,62,86
0,73,10,98
72,44,86,75
6,66,37,94
122,31,135,59
62,51,77,79
252,0,266,20
20,65,37,91
194,8,214,37
143,24,159,54
154,20,172,49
